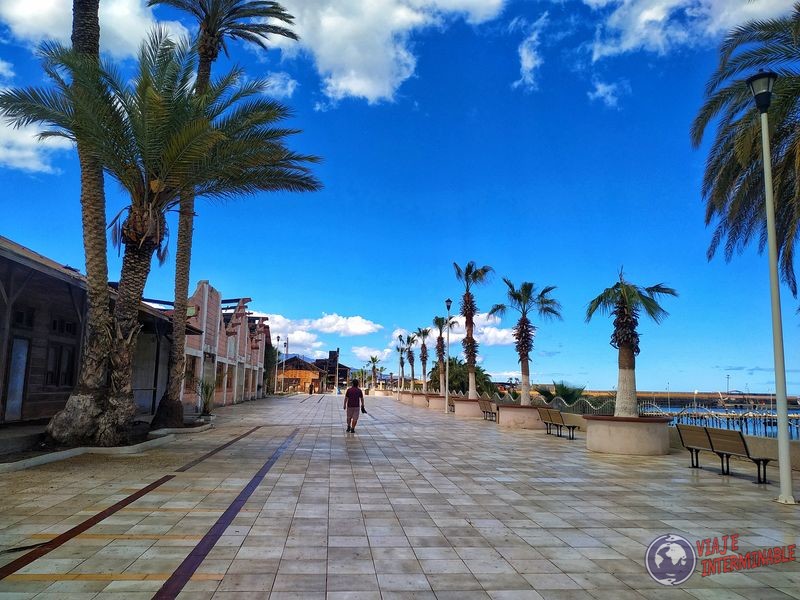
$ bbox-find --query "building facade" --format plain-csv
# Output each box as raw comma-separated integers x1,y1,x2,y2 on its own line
180,281,271,413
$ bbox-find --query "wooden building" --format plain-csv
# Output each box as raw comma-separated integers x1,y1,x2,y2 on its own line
0,236,175,422
277,355,323,393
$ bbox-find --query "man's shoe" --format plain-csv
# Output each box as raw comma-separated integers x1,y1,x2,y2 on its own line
346,427,352,433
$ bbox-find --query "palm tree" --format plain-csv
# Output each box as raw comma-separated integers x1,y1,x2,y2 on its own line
378,365,386,388
368,355,380,390
536,381,586,406
585,271,677,417
489,278,562,406
690,3,800,293
404,333,417,392
428,357,495,396
416,327,431,394
453,261,493,399
0,31,320,445
40,0,110,446
148,0,299,429
396,341,405,391
432,315,456,394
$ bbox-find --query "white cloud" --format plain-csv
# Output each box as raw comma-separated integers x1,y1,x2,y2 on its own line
0,123,72,173
587,79,629,108
273,0,506,103
311,313,382,335
586,0,790,62
512,12,549,91
264,71,298,99
0,0,188,59
352,346,393,362
0,59,14,80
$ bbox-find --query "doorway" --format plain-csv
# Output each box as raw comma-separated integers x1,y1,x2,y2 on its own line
4,337,29,421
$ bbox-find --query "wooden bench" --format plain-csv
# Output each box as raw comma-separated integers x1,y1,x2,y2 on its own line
676,424,713,468
478,399,497,421
706,428,772,484
537,407,577,439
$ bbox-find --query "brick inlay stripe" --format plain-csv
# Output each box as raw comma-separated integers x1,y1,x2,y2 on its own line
0,474,175,581
154,428,299,600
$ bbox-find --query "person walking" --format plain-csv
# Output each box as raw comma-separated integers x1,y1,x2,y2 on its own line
344,379,365,433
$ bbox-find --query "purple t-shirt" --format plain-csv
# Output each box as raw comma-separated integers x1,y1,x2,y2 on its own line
345,386,363,407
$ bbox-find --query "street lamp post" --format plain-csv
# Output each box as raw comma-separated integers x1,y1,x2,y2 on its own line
274,335,280,394
747,70,795,504
282,336,288,393
445,298,452,414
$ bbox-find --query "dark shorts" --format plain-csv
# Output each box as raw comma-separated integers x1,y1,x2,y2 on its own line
346,406,360,421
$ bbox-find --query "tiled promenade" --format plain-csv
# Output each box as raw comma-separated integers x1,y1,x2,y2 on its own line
0,394,798,599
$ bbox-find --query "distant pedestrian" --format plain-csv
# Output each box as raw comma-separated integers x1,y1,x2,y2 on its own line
343,379,365,433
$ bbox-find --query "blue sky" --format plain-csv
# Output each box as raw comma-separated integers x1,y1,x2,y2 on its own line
0,0,796,394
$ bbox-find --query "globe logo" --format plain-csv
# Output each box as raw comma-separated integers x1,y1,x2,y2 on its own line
645,534,696,586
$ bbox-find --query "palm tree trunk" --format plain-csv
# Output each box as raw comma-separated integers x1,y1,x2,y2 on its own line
421,359,427,394
100,239,155,446
410,363,415,392
438,361,445,395
520,357,531,406
468,366,477,399
151,194,193,429
614,343,638,417
45,0,110,447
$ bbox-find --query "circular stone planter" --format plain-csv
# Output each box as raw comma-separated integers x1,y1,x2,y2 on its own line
584,415,672,456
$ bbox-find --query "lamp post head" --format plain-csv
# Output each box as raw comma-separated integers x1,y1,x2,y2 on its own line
445,298,452,312
277,335,280,342
746,70,777,114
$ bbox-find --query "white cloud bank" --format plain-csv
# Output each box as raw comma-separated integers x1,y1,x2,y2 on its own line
586,0,791,61
274,0,506,103
0,121,73,174
260,312,383,359
0,0,188,59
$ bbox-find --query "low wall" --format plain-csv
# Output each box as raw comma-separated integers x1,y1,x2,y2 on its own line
399,392,414,404
585,416,671,456
412,394,429,408
497,405,545,430
668,426,800,470
427,396,446,411
453,399,482,418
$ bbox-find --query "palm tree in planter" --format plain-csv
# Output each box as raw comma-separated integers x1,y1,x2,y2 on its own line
584,271,677,455
432,315,456,394
416,327,431,394
0,31,320,445
489,279,561,406
454,261,493,399
404,333,417,392
378,366,386,388
369,355,380,390
147,0,299,429
396,341,405,391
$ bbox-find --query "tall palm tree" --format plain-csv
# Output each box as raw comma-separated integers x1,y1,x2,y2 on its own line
0,31,320,444
489,278,562,406
453,261,493,399
416,327,431,394
585,271,677,417
378,365,386,388
368,355,380,389
404,333,417,392
432,315,456,394
690,3,800,293
148,0,299,429
41,0,111,446
396,341,405,391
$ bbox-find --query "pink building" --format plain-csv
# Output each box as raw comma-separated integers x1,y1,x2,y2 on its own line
180,281,271,413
